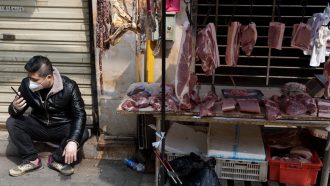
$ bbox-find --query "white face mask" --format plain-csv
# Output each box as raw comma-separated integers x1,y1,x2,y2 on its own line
29,80,44,92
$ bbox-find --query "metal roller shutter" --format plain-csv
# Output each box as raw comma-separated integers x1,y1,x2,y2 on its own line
194,0,326,87
0,0,94,129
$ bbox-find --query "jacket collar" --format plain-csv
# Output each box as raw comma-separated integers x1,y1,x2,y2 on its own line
48,67,63,96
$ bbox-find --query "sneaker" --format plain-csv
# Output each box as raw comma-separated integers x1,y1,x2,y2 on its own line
9,158,42,177
47,155,74,176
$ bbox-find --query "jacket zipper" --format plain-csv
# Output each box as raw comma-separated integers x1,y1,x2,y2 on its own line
37,92,50,125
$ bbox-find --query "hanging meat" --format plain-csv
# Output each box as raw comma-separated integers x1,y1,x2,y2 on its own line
291,23,312,51
107,0,140,45
96,0,110,50
240,22,257,56
196,23,220,75
225,21,241,66
96,0,111,95
268,22,285,50
175,22,196,110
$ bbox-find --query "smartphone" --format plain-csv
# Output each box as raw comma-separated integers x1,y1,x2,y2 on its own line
11,86,20,97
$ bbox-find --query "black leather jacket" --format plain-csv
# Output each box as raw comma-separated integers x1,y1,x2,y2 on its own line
8,71,86,144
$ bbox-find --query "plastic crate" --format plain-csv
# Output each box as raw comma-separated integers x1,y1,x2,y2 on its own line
215,158,268,182
165,152,185,161
267,147,323,185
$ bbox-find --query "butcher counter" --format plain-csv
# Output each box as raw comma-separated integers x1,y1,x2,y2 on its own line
117,86,330,186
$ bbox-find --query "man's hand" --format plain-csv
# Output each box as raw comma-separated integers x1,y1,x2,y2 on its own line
13,92,26,111
62,141,78,164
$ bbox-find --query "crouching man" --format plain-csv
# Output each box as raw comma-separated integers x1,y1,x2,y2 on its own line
6,55,88,176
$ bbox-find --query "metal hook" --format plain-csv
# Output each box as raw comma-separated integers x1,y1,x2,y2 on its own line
184,0,190,4
229,0,238,25
300,0,308,22
249,0,255,22
275,0,282,22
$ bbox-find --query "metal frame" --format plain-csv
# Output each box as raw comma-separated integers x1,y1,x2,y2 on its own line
194,0,325,87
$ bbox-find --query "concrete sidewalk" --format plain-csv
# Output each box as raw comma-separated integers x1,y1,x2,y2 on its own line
0,156,155,186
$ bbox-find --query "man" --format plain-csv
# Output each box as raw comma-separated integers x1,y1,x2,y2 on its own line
6,55,88,176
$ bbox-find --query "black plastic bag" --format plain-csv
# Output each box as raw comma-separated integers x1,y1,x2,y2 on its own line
167,153,220,186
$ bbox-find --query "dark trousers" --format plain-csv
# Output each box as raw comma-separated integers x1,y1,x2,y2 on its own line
6,115,88,164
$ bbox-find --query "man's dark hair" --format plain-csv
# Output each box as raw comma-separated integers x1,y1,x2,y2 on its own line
25,55,54,77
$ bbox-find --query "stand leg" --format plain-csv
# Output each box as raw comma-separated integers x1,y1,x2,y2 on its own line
320,131,330,186
155,117,161,186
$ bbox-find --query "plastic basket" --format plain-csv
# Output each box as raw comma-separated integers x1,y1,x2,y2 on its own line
165,152,185,161
267,147,323,185
215,158,268,182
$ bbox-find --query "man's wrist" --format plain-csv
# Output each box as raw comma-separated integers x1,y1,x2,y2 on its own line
12,104,18,113
67,139,79,147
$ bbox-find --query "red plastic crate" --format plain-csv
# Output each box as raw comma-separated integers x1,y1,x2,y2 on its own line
267,147,323,185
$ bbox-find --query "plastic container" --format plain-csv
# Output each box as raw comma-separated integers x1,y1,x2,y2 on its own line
215,158,268,182
166,152,185,161
123,159,145,173
267,147,323,185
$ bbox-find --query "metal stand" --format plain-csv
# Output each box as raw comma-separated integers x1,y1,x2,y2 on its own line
320,131,330,186
159,0,166,185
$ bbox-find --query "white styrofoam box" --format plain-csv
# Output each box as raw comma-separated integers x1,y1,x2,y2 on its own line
165,122,207,155
207,124,266,161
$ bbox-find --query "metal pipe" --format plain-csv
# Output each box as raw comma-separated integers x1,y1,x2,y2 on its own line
266,0,276,86
160,0,166,185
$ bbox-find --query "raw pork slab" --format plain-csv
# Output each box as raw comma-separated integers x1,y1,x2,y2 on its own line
237,99,261,114
196,23,220,75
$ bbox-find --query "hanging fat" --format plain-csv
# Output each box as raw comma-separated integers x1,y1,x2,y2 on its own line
268,22,285,50
225,21,241,66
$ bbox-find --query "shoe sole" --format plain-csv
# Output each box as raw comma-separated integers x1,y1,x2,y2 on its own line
9,165,43,177
47,165,74,176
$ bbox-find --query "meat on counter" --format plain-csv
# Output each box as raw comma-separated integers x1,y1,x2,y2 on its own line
199,90,219,117
237,99,261,114
221,98,237,112
264,98,281,121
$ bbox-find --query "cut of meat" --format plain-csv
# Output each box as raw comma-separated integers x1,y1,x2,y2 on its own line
277,93,316,116
290,146,313,160
268,22,285,50
291,23,312,51
149,95,161,111
237,99,261,114
230,89,248,97
221,98,237,112
281,99,307,116
264,99,281,121
130,92,150,108
175,21,196,110
121,99,138,112
318,99,330,107
225,21,241,66
240,22,257,56
317,99,330,118
196,23,220,76
199,90,219,117
318,112,330,118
